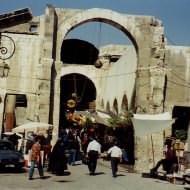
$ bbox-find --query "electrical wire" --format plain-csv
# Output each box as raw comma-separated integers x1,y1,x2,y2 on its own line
170,70,190,86
167,80,190,88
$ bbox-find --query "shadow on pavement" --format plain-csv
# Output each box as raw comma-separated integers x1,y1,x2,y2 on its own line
93,172,105,176
48,171,71,176
141,172,154,178
63,171,71,176
141,172,166,181
116,174,126,177
85,172,106,176
35,176,52,180
54,179,74,183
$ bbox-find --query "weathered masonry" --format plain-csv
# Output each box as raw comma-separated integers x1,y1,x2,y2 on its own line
0,5,190,172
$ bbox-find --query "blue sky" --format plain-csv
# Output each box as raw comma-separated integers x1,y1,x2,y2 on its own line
0,0,189,47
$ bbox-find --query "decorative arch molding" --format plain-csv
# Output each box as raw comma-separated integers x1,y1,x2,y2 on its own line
106,101,110,113
113,98,118,115
121,94,128,112
100,99,104,109
50,7,167,172
56,8,139,61
60,69,96,85
52,7,166,145
54,7,166,114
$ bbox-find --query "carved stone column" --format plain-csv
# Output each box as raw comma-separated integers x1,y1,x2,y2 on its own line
149,68,166,113
51,61,62,146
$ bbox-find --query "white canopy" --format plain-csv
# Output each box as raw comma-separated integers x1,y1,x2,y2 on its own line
131,112,175,136
12,122,53,133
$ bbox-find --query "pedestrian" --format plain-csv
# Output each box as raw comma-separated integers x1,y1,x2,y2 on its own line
86,136,101,175
28,136,44,180
81,132,89,154
150,143,178,175
48,139,68,175
67,131,79,166
121,148,128,163
107,140,122,177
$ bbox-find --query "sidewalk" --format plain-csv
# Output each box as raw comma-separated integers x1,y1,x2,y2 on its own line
98,158,135,173
98,158,186,186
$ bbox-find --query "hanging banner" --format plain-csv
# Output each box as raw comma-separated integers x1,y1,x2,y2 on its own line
131,112,175,136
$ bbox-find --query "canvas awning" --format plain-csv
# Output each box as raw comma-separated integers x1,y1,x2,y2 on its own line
12,122,53,133
131,112,175,136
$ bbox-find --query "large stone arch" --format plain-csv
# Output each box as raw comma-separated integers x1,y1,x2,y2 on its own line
52,7,166,171
53,6,166,129
56,8,139,60
55,8,166,115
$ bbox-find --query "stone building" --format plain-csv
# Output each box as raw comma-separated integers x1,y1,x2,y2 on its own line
0,5,190,172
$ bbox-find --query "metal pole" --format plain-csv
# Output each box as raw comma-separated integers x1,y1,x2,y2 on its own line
151,134,155,167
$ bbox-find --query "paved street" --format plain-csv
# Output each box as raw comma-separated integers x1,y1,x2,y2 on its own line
0,161,186,190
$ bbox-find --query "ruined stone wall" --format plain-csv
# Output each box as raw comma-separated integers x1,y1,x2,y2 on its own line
165,46,190,111
0,6,54,128
54,8,167,117
52,8,167,172
0,33,43,125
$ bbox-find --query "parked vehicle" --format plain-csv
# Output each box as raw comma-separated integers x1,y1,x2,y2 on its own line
0,139,25,171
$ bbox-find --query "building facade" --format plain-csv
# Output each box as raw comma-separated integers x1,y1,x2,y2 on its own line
0,5,190,172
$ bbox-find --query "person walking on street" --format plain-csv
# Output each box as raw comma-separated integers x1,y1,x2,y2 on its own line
28,136,44,180
86,136,101,175
48,139,68,175
107,140,122,177
67,131,79,166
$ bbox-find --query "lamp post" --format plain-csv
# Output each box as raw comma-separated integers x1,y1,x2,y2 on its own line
0,34,15,77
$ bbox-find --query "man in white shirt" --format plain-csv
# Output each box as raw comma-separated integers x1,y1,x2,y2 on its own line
107,140,122,177
86,136,101,175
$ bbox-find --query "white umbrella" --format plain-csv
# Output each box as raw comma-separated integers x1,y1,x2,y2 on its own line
12,122,53,133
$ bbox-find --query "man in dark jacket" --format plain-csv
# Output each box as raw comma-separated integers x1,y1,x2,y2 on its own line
150,143,178,175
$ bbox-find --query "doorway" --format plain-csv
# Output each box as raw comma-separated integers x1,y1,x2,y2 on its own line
172,106,190,141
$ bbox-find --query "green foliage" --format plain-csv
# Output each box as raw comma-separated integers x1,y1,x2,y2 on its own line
108,111,133,128
175,129,187,141
84,116,93,129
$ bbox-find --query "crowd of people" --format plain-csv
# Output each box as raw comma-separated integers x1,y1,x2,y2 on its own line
3,126,180,180
27,127,124,180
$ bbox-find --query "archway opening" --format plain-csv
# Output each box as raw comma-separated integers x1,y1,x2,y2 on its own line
113,98,118,115
59,73,96,128
121,94,128,113
58,14,137,166
172,106,190,142
61,39,99,65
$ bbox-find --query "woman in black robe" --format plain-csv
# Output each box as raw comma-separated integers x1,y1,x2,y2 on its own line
48,139,68,175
